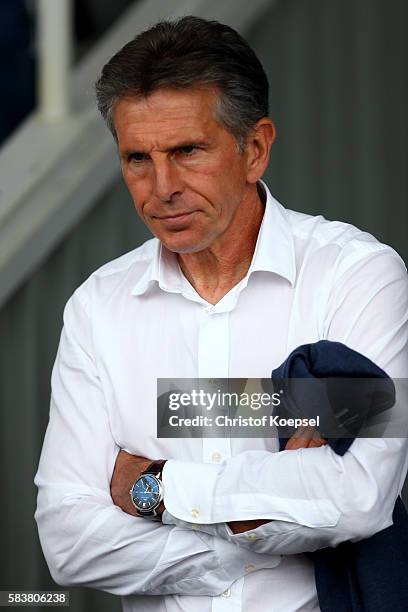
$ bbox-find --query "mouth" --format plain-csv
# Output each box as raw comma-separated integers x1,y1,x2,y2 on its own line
152,211,197,227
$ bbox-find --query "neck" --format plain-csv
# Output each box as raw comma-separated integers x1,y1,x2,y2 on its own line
177,184,265,305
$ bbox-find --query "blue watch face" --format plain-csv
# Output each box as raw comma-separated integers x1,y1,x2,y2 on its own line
131,475,161,511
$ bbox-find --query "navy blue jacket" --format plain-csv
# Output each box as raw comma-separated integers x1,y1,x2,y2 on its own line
272,341,408,612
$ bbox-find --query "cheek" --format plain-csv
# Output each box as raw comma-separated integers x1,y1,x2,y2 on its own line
123,171,149,213
202,155,247,199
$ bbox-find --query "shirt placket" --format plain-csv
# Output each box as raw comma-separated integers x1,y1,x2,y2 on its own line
198,306,232,464
198,306,241,611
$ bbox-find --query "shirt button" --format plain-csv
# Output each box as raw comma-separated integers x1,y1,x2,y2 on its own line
191,507,200,519
221,588,231,598
191,523,200,530
246,532,257,541
211,451,222,463
244,564,256,572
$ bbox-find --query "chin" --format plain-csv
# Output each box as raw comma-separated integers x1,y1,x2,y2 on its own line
163,241,206,254
160,234,210,254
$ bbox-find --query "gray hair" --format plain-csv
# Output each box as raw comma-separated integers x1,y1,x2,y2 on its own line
95,16,269,152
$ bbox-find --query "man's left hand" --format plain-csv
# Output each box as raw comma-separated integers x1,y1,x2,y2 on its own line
112,428,326,527
110,449,154,517
228,427,327,534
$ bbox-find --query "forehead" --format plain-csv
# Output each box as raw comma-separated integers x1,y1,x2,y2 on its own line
113,87,222,148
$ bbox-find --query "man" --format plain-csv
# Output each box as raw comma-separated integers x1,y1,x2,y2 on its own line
35,16,408,612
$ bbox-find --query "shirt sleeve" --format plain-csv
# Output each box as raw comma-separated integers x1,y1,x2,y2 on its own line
34,289,281,596
162,249,408,555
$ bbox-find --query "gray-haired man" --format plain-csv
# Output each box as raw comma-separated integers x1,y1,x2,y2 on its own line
35,16,408,612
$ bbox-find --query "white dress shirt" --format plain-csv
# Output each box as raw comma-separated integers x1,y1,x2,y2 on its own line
35,182,408,612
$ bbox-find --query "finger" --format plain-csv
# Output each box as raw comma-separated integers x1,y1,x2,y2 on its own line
311,430,327,446
285,426,314,450
290,425,310,438
308,438,328,448
285,436,309,450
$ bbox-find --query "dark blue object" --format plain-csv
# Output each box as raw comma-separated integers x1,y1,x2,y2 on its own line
0,0,35,143
272,340,408,612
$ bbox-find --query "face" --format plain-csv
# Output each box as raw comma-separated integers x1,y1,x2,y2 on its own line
114,87,269,253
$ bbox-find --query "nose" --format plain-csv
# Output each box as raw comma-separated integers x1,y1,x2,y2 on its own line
153,158,183,203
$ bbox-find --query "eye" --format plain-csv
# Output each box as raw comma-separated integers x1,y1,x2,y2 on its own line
178,145,198,156
129,152,149,163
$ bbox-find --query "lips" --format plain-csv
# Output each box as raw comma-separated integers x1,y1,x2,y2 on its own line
151,211,198,228
154,211,195,220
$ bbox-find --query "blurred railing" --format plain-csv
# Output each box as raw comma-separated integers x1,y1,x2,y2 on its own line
38,0,72,121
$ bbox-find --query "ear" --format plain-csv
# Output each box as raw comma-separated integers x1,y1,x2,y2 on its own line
245,118,276,184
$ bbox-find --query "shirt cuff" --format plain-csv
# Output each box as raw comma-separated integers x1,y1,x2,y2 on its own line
162,510,282,585
212,530,282,582
163,459,221,523
162,453,339,528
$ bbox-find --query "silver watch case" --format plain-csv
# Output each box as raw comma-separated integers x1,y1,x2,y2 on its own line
129,472,164,519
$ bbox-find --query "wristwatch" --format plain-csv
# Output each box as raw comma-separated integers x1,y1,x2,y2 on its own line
129,460,166,521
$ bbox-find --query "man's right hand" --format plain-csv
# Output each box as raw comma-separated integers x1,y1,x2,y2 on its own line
284,425,327,450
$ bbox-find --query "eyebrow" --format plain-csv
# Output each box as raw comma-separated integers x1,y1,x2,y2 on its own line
120,140,211,159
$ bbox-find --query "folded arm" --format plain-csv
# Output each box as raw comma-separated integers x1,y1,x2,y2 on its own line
162,250,408,554
34,291,279,597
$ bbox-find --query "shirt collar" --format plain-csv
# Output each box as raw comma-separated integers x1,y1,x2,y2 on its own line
247,181,296,284
130,239,183,296
130,181,296,296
